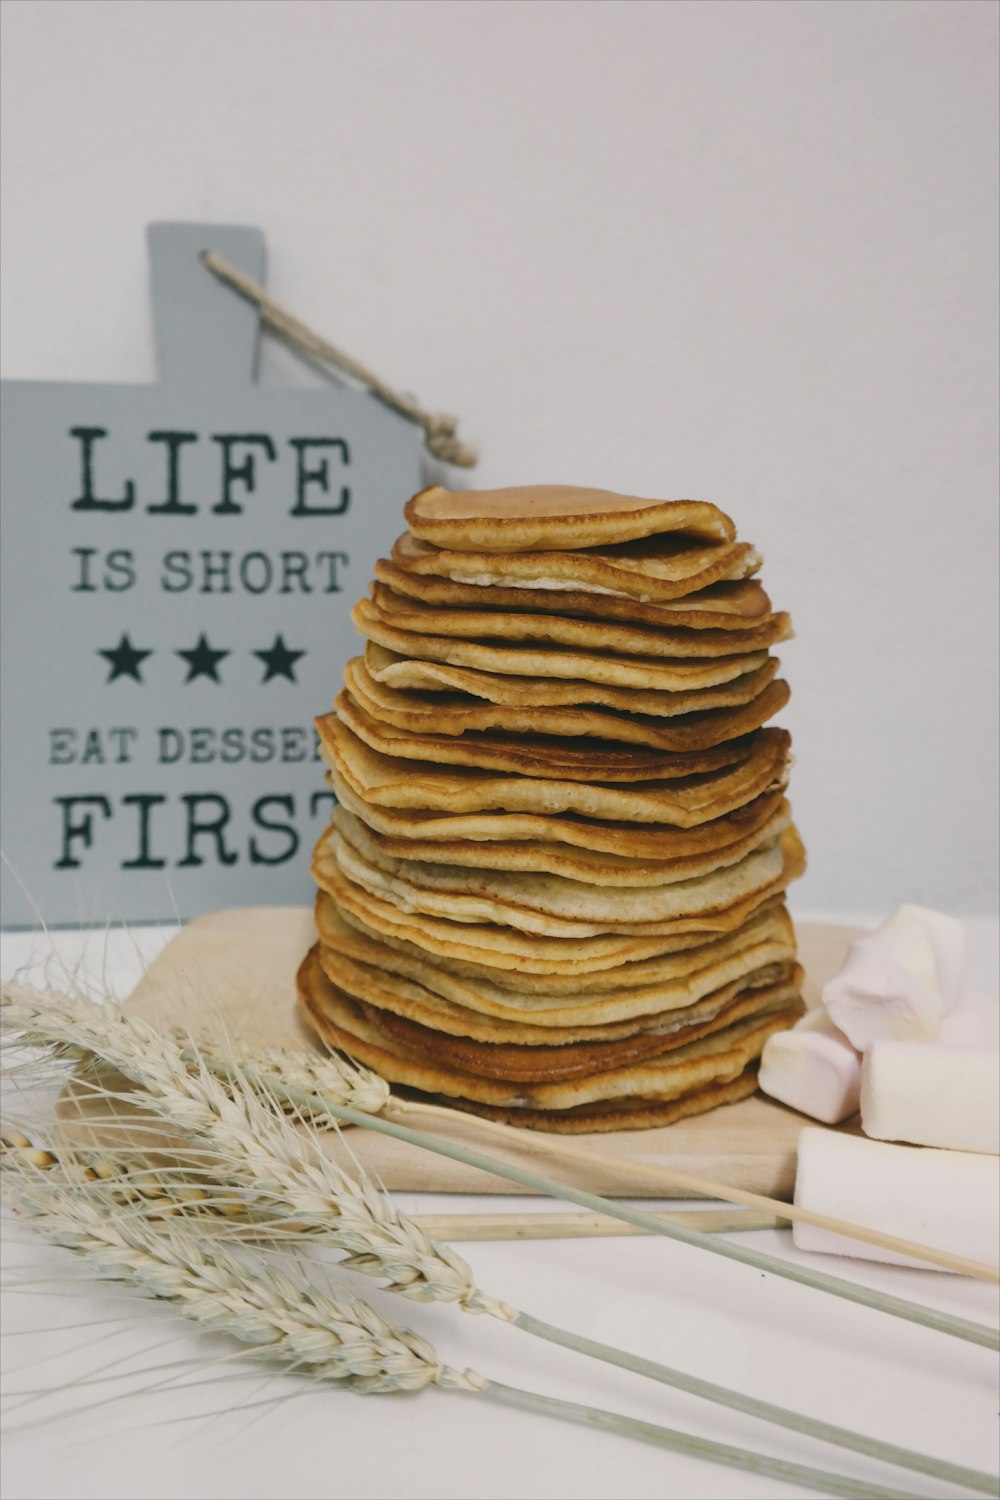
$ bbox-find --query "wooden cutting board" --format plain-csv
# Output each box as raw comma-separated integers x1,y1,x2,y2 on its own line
61,908,862,1199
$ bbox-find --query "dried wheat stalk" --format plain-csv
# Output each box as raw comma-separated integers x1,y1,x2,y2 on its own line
0,1142,923,1500
2,1143,480,1394
2,983,994,1498
2,981,506,1317
5,975,995,1349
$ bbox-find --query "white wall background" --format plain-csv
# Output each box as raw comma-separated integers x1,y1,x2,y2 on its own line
2,0,997,915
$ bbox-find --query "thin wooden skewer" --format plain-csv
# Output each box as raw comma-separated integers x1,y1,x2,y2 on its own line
393,1099,999,1281
413,1207,785,1242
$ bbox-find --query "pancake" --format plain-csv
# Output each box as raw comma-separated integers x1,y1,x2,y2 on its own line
335,687,767,780
368,583,793,658
404,484,737,550
439,1071,762,1133
299,951,769,1131
334,687,789,779
312,827,806,972
352,651,779,726
325,810,798,936
314,892,797,1007
326,759,790,859
374,560,772,629
391,531,761,602
365,642,781,717
318,714,792,827
315,916,801,1041
318,940,799,1050
298,945,802,1111
351,973,802,1081
354,598,771,691
333,782,792,885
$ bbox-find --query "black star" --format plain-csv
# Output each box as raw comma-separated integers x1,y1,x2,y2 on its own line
254,634,306,684
176,633,230,683
98,633,152,683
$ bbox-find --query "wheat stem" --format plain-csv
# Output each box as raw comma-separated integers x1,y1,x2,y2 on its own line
399,1099,997,1280
480,1384,922,1500
512,1312,997,1496
411,1207,786,1239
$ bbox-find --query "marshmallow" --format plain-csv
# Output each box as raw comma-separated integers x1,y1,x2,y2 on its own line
758,1008,861,1123
822,904,966,1048
861,1041,1000,1154
793,1128,1000,1272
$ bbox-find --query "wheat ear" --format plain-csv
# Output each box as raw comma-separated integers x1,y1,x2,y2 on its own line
2,1148,478,1394
1,982,506,1317
0,1148,923,1500
208,1032,390,1115
2,992,994,1498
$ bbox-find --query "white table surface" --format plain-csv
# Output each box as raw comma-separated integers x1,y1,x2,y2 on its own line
2,911,998,1500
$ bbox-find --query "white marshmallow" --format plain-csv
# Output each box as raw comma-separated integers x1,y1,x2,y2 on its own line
793,1127,1000,1272
861,1040,1000,1154
758,1008,861,1123
822,904,966,1048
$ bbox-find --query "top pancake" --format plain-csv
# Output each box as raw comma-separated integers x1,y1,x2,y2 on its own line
404,484,736,551
392,532,760,603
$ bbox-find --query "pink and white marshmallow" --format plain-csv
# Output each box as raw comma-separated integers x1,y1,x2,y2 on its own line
821,904,966,1048
758,1008,861,1124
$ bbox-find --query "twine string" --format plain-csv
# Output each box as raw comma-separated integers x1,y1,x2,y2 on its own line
200,250,477,468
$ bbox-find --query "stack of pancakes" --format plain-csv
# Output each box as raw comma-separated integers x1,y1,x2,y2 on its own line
298,485,805,1132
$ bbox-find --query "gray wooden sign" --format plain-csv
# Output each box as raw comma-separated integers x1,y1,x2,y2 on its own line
0,223,423,927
